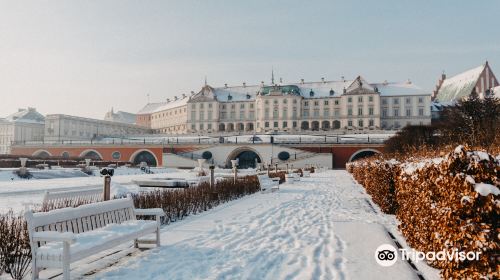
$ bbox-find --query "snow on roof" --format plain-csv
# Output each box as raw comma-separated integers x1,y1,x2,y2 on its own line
371,81,429,97
492,85,500,98
214,85,261,102
105,110,136,124
435,64,485,103
5,108,45,124
137,102,167,114
294,80,353,98
153,96,190,113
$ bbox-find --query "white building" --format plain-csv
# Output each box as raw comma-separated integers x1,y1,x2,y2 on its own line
44,114,151,142
138,76,431,134
0,108,45,154
104,108,137,124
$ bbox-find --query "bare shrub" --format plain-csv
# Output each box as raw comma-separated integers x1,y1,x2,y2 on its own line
0,211,31,280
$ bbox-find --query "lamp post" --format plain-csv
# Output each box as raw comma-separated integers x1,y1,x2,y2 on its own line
231,159,238,184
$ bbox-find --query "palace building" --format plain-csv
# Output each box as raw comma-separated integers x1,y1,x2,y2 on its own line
137,75,432,134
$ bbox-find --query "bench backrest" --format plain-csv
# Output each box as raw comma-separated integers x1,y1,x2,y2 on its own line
42,188,103,209
25,196,136,247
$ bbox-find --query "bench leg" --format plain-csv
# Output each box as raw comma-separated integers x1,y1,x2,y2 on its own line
156,216,161,247
63,242,70,280
134,238,139,248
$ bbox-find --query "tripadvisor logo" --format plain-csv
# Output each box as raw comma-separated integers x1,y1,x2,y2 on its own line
375,244,482,267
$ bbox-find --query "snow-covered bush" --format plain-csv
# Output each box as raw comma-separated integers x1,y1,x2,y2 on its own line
348,146,500,279
0,211,31,280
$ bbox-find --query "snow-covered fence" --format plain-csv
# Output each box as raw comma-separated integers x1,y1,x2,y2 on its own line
347,146,499,279
41,188,103,211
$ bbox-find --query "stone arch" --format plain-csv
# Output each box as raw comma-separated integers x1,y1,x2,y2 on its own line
246,123,254,131
79,149,103,160
311,121,320,131
348,149,381,162
332,120,341,129
33,149,52,158
321,121,330,130
237,123,244,131
129,149,158,167
226,146,263,169
219,123,226,131
227,123,234,132
301,121,309,130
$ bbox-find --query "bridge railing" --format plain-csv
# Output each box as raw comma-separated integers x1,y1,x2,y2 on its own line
11,134,387,147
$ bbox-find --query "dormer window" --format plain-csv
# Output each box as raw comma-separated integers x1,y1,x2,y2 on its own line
228,94,232,101
343,88,347,94
329,89,335,96
246,94,251,99
309,90,314,97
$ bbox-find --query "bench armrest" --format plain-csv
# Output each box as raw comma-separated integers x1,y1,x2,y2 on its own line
135,208,165,217
33,231,76,243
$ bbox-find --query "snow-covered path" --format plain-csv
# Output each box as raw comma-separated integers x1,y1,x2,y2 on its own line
91,170,424,280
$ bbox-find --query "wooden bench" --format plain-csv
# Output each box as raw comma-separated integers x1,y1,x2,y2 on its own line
25,195,165,280
42,188,103,209
285,173,300,183
257,175,280,192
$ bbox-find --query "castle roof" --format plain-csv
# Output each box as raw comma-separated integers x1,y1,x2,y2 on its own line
434,64,486,103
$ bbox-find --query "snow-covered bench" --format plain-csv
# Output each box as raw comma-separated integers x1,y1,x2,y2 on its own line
25,195,165,280
303,170,311,177
285,173,300,183
42,188,103,209
257,175,280,192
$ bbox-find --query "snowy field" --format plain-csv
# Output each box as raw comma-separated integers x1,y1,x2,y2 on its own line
25,170,438,280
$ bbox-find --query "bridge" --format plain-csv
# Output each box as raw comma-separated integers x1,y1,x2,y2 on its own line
10,136,385,169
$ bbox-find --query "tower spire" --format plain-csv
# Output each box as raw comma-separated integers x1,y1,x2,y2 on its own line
204,76,207,86
271,67,275,85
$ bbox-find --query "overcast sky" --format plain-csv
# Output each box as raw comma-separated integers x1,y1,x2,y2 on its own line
1,0,499,119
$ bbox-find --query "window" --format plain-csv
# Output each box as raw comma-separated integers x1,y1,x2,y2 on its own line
382,99,387,105
292,108,297,118
249,111,255,119
293,99,297,104
382,109,387,117
240,104,245,109
314,101,319,106
221,105,226,109
274,122,278,128
303,110,309,117
200,103,204,109
293,121,297,128
265,122,269,128
283,109,288,118
250,103,254,109
393,98,399,105
406,108,411,117
199,111,204,120
369,96,373,102
348,120,353,126
208,111,213,120
394,109,399,117
358,107,363,116
348,108,353,116
406,98,411,104
304,101,309,106
273,109,279,119
273,99,278,105
230,111,235,119
334,109,340,116
208,103,213,108
191,111,196,120
283,99,287,104
240,111,245,120
221,112,227,120
348,97,352,103
199,123,204,130
369,107,374,115
369,119,374,126
191,104,196,109
358,119,364,127
265,108,270,118
112,152,121,160
334,100,339,105
323,109,329,118
324,100,329,105
191,124,195,130
358,96,363,102
265,100,269,105
419,108,424,116
231,104,235,109
418,97,423,103
283,121,288,128
208,123,212,130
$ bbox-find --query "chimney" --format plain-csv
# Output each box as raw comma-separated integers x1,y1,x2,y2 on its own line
406,79,412,84
18,108,24,112
261,81,265,86
166,98,170,103
300,79,304,84
191,91,195,95
321,77,325,83
243,82,246,88
341,76,345,82
174,96,178,100
182,93,186,98
224,83,228,88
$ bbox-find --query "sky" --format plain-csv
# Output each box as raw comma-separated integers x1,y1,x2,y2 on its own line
0,0,499,119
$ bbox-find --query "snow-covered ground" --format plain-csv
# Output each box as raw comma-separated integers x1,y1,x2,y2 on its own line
63,170,436,280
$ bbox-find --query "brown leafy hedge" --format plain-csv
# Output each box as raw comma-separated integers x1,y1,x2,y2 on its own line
347,146,499,279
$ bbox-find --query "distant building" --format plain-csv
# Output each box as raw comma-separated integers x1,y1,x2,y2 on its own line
0,108,45,154
104,108,137,124
433,61,499,103
137,76,431,134
44,114,150,142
